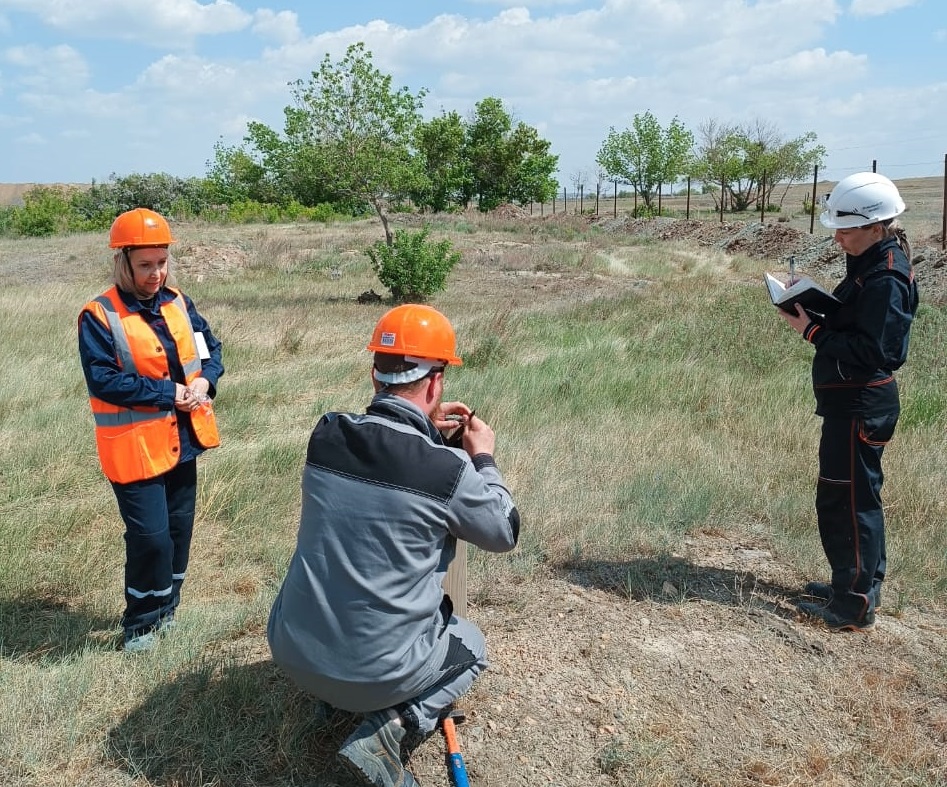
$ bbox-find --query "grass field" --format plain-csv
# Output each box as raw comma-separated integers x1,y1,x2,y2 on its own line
1,201,946,786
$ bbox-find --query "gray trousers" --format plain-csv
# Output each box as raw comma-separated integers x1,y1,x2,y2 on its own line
284,614,488,736
396,615,488,735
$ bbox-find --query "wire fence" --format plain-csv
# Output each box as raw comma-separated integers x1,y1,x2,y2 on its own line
537,155,947,250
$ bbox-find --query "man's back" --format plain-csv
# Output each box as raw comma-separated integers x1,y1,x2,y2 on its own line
267,394,518,712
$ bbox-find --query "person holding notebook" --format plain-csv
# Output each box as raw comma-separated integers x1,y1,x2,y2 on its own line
777,172,918,631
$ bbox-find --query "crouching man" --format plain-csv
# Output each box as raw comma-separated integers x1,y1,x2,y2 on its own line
267,304,521,787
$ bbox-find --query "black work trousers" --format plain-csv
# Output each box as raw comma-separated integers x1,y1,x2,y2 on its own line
815,414,898,618
111,459,197,637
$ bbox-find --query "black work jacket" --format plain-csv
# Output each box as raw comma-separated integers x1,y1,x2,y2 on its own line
808,236,919,417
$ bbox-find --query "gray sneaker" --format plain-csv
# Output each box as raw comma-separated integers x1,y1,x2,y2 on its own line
803,581,882,610
123,629,158,652
337,712,418,787
157,614,177,633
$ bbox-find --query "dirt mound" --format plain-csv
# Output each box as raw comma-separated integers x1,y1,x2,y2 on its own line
490,203,531,219
174,243,250,278
590,214,947,304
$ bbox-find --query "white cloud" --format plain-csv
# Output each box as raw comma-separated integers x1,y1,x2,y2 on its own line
137,54,241,97
235,0,862,177
220,112,257,136
0,0,943,182
741,48,868,85
60,128,92,139
3,44,90,90
18,88,126,120
469,0,583,6
252,9,301,44
0,111,30,128
0,0,251,46
848,0,919,16
15,130,44,144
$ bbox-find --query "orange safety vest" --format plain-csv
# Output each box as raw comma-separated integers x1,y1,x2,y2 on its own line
81,285,220,484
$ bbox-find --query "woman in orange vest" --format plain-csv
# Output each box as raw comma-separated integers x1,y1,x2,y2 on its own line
78,208,223,652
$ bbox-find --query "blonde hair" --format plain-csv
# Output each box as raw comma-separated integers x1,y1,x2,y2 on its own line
883,219,912,262
111,248,178,294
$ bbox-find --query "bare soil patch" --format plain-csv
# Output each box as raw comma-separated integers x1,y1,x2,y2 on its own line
218,531,947,787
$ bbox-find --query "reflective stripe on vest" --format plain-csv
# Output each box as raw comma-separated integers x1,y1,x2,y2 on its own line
92,291,203,378
83,286,220,483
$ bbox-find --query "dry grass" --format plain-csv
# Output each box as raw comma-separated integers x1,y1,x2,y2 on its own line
1,198,946,787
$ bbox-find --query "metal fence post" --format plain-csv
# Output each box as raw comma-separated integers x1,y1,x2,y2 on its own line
809,165,818,234
942,154,946,251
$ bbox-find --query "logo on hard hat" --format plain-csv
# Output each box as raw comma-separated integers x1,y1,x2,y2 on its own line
144,218,158,228
380,332,396,347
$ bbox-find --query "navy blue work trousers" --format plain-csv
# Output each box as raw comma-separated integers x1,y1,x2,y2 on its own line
110,459,197,637
816,414,897,616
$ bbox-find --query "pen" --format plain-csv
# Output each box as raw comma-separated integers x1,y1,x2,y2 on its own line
788,255,796,286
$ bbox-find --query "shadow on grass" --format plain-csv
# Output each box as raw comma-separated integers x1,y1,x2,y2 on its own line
0,593,117,661
106,658,363,787
554,555,801,621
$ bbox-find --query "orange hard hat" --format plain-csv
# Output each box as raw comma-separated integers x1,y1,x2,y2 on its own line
109,208,175,248
367,304,462,366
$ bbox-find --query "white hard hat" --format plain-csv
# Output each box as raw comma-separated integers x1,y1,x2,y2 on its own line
819,172,905,229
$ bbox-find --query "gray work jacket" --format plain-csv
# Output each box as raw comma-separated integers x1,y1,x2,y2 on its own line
267,393,520,711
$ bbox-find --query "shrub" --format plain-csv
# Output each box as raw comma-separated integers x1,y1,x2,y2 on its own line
12,186,75,237
305,203,343,223
366,226,461,302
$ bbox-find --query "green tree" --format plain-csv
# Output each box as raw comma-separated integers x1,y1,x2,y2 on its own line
596,111,694,212
767,131,825,207
691,119,825,212
462,97,558,211
691,119,747,212
413,110,468,213
66,173,213,221
206,137,283,205
463,97,514,210
507,123,559,207
285,42,428,244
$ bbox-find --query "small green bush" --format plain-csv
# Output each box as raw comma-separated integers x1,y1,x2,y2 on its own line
302,202,343,223
10,186,91,237
366,226,461,302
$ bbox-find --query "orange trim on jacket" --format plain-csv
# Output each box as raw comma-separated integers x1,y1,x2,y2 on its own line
81,286,220,483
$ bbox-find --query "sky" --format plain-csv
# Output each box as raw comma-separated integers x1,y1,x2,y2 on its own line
0,0,944,187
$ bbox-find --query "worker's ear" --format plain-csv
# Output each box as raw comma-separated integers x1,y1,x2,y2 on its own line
425,371,443,400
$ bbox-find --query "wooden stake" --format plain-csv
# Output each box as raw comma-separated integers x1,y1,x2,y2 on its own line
443,541,467,618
